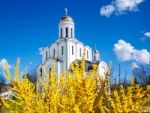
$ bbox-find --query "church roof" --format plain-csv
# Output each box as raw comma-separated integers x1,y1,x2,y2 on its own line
60,16,73,22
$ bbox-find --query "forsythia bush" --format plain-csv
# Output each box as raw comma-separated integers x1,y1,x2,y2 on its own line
0,58,150,113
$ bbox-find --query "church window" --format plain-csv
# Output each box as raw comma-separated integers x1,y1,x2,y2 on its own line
61,46,63,55
87,50,89,59
49,68,51,77
53,49,55,57
40,68,42,77
94,56,96,61
61,28,63,38
80,48,82,57
66,27,68,37
46,51,48,60
71,28,73,37
72,46,74,55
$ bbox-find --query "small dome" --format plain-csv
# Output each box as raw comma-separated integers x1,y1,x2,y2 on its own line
94,49,99,53
60,16,74,22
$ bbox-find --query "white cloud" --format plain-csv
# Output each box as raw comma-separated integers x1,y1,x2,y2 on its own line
114,40,134,61
0,59,12,70
133,49,150,64
144,32,150,38
100,4,115,17
115,0,144,12
100,0,144,17
114,39,150,64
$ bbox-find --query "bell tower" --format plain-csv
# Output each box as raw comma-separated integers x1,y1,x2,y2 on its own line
93,49,100,61
59,8,75,38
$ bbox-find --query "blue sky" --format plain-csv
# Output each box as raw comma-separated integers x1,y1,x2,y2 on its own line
0,0,150,81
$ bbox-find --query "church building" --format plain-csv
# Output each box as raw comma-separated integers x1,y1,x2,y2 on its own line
37,9,108,83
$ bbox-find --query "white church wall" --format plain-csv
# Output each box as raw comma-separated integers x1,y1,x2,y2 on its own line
42,47,49,64
37,63,51,92
42,49,45,64
37,65,43,91
76,42,84,59
38,58,62,78
97,61,108,79
58,41,65,60
58,40,67,72
67,41,76,70
50,43,58,58
85,46,92,61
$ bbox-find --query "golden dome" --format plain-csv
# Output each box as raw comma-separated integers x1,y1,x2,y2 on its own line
60,16,73,22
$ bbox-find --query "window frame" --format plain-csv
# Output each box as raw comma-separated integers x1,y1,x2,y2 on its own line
87,50,89,59
53,48,55,57
80,48,82,57
40,68,42,77
46,51,48,60
61,28,63,38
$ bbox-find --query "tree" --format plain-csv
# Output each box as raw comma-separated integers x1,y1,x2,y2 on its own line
25,68,37,84
132,64,150,86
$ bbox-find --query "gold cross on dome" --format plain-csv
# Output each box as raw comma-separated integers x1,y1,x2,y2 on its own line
64,8,69,16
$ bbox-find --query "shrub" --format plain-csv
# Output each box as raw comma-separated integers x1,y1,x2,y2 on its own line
1,58,150,113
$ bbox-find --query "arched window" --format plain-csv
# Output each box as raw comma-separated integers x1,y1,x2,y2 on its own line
61,28,63,38
71,28,73,37
40,68,42,77
62,46,63,55
66,27,68,37
53,49,55,57
49,68,51,77
87,51,89,59
80,48,82,57
94,56,96,61
46,51,48,60
72,46,74,55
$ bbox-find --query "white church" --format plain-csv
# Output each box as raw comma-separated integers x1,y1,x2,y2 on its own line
37,9,108,82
